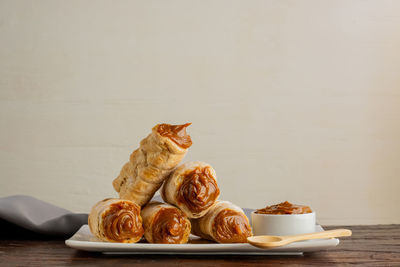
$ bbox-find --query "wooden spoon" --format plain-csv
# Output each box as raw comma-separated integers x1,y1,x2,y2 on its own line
247,229,352,248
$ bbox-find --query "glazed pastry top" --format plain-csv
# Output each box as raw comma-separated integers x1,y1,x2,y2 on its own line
212,209,252,243
151,207,189,244
177,166,220,214
102,201,144,242
156,123,192,149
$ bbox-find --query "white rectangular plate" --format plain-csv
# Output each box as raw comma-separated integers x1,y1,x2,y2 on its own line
65,225,339,255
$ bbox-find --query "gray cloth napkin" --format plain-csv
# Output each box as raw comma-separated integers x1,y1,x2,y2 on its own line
0,195,254,238
0,195,88,237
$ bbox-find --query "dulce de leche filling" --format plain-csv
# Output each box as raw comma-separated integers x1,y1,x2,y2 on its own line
156,123,192,149
255,201,312,214
213,209,252,243
177,166,220,214
152,208,188,244
103,202,144,242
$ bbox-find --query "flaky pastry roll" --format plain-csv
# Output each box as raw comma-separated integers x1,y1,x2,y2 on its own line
113,123,192,206
190,200,252,243
141,201,191,244
88,198,144,243
161,161,220,218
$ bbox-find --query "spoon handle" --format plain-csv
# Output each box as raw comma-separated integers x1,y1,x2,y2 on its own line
286,229,352,243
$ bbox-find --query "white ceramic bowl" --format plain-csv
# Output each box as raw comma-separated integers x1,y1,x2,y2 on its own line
251,211,316,236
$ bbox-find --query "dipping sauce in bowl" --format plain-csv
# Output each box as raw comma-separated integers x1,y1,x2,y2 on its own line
255,201,312,215
252,201,316,236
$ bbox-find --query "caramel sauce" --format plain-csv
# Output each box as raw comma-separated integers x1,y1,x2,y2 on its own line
177,166,220,214
156,123,192,149
212,209,252,243
255,201,312,214
103,201,144,242
152,207,188,244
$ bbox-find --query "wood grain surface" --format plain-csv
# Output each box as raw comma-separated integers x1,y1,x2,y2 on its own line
1,225,399,266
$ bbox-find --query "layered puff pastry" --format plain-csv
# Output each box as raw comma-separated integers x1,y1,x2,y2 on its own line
88,198,144,243
141,201,191,244
161,161,220,219
190,200,252,243
113,123,192,207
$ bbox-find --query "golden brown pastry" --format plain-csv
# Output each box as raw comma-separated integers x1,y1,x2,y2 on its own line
190,200,252,243
88,198,144,243
161,161,220,218
113,123,192,206
141,201,191,244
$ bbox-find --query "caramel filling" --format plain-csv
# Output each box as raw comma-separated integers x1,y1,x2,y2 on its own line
103,202,144,242
213,209,252,243
152,208,188,244
255,201,312,215
156,123,192,149
177,166,220,214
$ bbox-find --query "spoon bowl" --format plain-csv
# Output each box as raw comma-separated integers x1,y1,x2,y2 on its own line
252,236,283,242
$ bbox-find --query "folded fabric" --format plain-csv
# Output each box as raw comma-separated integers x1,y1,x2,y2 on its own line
0,195,88,237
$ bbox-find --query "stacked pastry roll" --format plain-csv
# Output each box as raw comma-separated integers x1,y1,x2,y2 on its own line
161,161,220,218
112,123,192,207
141,201,191,244
190,201,252,243
88,198,144,243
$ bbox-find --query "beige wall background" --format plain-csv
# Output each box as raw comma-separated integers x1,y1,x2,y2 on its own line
1,0,399,225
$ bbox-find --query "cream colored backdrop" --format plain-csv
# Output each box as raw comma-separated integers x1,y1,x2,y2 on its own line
1,0,399,225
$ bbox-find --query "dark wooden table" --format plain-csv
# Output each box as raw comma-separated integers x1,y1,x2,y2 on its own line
1,224,399,266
